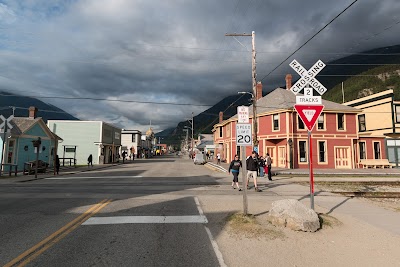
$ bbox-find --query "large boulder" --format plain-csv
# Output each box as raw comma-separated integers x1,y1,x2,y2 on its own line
268,199,320,232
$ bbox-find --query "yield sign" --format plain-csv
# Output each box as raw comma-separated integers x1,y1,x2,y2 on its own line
294,104,324,131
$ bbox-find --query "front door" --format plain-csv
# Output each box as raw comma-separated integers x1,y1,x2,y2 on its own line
266,146,276,167
335,146,351,169
388,147,400,168
278,146,286,168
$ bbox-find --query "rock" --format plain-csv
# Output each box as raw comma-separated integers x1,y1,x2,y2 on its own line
268,199,320,232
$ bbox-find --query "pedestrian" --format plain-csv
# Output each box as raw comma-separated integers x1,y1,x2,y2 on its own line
265,153,272,181
122,151,127,163
246,151,262,192
55,155,60,175
87,154,93,167
216,152,221,165
206,151,210,160
258,156,266,177
228,155,242,191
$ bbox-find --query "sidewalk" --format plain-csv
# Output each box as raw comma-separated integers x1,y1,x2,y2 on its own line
0,161,129,183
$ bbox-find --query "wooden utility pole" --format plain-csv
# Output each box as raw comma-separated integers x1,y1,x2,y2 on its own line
225,31,258,151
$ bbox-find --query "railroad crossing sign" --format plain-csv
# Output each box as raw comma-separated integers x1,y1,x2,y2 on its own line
236,123,252,146
0,115,13,131
289,59,327,95
294,104,324,132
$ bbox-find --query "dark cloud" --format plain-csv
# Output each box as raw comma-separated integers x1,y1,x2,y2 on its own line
0,0,399,132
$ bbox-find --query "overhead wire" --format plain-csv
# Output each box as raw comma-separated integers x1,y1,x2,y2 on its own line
260,0,359,82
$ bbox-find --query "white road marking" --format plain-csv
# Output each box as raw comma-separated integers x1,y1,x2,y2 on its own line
82,215,208,225
46,176,143,180
194,196,227,267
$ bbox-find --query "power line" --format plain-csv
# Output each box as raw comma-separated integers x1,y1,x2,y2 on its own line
260,0,359,82
0,94,213,107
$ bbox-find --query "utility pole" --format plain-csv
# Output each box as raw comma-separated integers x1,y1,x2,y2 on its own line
225,31,258,152
191,112,194,157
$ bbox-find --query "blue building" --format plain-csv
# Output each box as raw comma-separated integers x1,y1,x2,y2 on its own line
0,107,62,173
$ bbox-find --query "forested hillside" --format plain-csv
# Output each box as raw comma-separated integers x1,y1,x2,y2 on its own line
323,65,400,103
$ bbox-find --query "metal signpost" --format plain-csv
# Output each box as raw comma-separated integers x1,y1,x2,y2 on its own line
236,106,252,215
289,60,327,210
0,115,14,176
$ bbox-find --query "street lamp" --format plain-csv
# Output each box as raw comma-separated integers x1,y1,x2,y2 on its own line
238,91,258,152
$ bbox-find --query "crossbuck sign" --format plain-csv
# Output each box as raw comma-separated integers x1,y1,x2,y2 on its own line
289,59,327,95
0,115,13,131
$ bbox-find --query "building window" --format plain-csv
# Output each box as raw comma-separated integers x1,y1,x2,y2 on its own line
299,141,307,162
358,114,366,132
219,127,223,138
132,134,136,143
273,114,279,131
359,142,366,160
373,142,381,159
337,113,345,130
298,115,305,130
318,141,326,162
396,105,400,123
317,114,324,130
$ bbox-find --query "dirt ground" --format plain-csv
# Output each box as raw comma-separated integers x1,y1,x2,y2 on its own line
313,183,400,212
200,195,400,267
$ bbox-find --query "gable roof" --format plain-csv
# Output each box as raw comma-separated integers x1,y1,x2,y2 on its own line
227,88,360,122
9,117,62,140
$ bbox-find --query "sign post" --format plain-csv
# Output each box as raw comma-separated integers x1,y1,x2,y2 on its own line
236,106,252,215
290,60,327,210
236,123,252,215
0,115,13,176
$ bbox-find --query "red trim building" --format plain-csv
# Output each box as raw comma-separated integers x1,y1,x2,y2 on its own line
212,79,387,169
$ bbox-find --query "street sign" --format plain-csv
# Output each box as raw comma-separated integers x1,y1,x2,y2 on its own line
236,123,252,146
0,115,13,131
294,104,324,131
237,106,249,123
289,59,327,95
296,96,322,104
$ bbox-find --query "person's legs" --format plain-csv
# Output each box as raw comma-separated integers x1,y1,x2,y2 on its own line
268,165,272,180
246,171,252,188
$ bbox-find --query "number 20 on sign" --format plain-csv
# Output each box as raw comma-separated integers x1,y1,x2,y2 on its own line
236,123,252,146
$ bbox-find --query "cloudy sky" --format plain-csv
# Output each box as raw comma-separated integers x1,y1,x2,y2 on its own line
0,0,399,132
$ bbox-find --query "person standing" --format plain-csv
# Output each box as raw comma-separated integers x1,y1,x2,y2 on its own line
228,155,242,191
265,153,272,181
216,152,221,165
87,154,93,167
246,151,262,192
55,155,60,175
258,156,266,177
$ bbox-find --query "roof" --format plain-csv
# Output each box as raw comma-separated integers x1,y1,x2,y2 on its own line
10,117,40,135
9,117,62,140
196,140,214,149
228,88,360,121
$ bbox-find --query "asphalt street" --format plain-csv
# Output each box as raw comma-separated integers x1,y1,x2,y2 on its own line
0,156,226,267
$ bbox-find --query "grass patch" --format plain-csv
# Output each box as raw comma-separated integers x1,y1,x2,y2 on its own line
318,213,342,229
226,213,284,239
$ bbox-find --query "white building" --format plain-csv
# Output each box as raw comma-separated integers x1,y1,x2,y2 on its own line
120,130,142,157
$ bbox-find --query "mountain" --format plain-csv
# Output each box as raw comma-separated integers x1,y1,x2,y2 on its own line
0,91,78,121
161,44,400,148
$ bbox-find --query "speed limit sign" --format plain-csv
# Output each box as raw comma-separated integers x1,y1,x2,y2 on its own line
236,123,252,146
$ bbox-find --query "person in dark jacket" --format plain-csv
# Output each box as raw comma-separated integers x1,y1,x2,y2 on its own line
55,155,60,175
228,155,242,191
87,154,93,167
258,156,266,177
246,151,262,192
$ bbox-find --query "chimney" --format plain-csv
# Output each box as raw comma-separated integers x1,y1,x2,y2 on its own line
285,74,292,90
29,106,38,119
256,81,263,100
219,111,223,123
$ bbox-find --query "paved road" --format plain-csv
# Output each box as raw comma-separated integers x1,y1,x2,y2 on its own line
0,156,224,267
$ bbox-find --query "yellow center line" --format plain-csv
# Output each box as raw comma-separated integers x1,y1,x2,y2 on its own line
4,199,112,267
